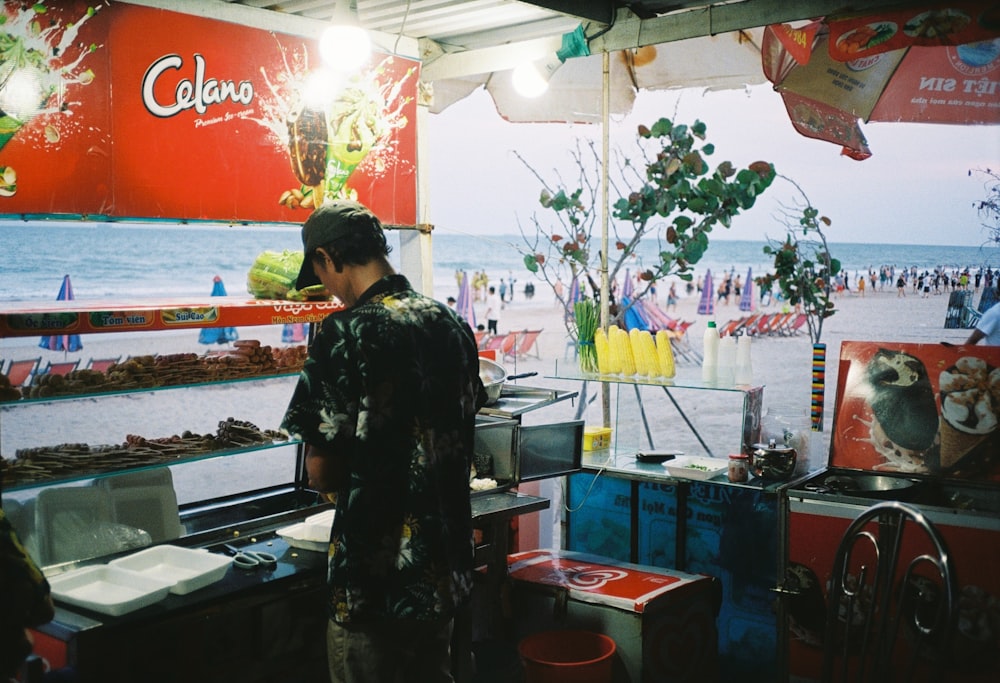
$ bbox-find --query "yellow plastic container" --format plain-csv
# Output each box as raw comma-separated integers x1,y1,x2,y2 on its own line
582,426,612,451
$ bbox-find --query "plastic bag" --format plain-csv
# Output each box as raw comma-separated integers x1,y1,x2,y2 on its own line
247,250,304,300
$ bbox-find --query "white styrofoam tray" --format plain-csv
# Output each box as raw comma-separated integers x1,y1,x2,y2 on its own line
49,565,172,616
663,456,728,481
276,509,334,553
109,545,231,595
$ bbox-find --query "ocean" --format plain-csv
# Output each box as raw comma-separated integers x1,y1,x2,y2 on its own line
1,219,998,304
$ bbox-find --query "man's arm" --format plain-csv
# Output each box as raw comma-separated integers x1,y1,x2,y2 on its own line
965,328,986,345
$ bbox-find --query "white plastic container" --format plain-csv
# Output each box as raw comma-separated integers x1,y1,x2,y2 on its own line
717,335,736,385
701,321,719,382
735,333,753,385
110,545,231,595
48,565,172,616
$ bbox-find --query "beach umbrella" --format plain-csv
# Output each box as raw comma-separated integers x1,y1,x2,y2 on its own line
739,267,755,312
455,271,476,329
697,269,715,316
762,8,1000,159
39,275,82,353
282,323,306,343
621,269,634,300
198,276,239,345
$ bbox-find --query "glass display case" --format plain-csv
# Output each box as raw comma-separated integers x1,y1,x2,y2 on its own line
0,296,338,570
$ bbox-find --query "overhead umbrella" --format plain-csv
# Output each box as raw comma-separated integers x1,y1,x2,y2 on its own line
198,276,239,345
697,269,715,316
39,275,82,353
564,274,583,322
739,267,755,312
763,6,1000,159
455,270,476,329
430,29,766,124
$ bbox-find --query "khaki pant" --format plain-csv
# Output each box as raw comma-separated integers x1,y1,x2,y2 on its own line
327,616,455,683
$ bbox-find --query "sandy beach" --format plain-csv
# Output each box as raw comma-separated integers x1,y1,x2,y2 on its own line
1,280,980,470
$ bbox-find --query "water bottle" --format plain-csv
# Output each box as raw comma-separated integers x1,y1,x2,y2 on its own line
702,321,719,383
718,335,736,385
735,333,753,385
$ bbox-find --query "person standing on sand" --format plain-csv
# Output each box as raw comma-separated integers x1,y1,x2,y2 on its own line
485,285,502,335
281,201,484,682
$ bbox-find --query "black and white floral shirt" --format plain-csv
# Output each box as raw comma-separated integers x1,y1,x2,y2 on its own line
281,274,484,624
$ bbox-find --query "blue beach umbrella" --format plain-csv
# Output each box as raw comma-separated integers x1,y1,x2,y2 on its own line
565,275,582,321
739,267,755,312
621,269,634,300
697,269,715,316
456,271,476,328
39,275,82,352
199,276,239,344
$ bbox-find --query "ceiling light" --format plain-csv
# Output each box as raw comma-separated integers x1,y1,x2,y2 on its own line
511,59,561,98
319,2,371,72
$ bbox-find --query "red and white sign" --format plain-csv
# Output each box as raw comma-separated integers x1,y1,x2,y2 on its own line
0,1,418,226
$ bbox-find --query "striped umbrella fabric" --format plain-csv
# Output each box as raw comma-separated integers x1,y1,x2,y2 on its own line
739,267,755,312
456,270,476,328
39,275,83,352
697,269,715,316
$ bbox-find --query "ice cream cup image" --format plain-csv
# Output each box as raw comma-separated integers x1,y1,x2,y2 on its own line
938,358,999,469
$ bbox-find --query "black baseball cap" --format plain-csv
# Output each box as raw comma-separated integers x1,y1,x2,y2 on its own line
295,201,383,289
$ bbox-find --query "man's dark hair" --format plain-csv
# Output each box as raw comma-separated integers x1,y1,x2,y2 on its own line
312,223,391,272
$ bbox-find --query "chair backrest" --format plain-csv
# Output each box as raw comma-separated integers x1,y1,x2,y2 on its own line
86,356,122,373
517,329,542,358
5,357,41,387
42,359,80,377
822,501,958,683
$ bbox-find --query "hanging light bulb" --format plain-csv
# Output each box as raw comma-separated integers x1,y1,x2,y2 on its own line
511,59,561,98
319,2,371,72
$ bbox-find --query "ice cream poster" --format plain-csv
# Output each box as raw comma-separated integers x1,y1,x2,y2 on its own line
830,341,1000,482
0,1,417,225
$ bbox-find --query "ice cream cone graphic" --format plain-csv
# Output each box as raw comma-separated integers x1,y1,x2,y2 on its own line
938,417,987,469
938,357,999,470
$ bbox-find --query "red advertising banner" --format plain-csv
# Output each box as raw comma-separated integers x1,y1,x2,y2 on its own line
0,1,417,226
827,2,1000,61
829,341,1000,482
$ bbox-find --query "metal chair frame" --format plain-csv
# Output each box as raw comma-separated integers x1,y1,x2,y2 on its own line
821,501,958,683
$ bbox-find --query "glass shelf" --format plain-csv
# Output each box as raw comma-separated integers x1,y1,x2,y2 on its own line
2,438,300,493
2,371,299,406
546,365,763,393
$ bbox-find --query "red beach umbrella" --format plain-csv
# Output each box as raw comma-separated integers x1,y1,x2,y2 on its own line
762,5,1000,159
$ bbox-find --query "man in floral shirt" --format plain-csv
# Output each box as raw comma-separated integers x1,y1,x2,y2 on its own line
281,201,484,682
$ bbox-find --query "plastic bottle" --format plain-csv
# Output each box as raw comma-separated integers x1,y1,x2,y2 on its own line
735,333,753,385
701,321,719,383
717,335,736,385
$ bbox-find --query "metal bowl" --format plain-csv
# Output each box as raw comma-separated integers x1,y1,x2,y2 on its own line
479,357,507,405
751,440,798,481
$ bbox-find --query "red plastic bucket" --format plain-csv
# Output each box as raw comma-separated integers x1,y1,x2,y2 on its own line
518,630,616,683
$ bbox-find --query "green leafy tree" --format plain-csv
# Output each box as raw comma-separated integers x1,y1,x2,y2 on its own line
755,176,838,345
516,118,776,342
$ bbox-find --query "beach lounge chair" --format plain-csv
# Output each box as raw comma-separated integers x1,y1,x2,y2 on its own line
496,331,522,363
474,330,489,348
86,356,122,373
515,329,543,360
783,313,808,336
719,317,747,337
5,357,41,387
40,359,81,377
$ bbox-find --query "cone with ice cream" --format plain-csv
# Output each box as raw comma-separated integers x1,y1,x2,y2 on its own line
938,357,1000,470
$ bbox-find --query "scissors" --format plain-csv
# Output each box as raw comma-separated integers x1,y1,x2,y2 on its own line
224,545,278,570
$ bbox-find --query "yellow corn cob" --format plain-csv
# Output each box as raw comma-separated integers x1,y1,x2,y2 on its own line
607,327,623,374
637,330,660,377
594,328,610,374
629,329,648,376
655,330,676,379
617,327,637,376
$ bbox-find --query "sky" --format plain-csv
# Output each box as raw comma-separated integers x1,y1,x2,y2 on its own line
425,82,1000,247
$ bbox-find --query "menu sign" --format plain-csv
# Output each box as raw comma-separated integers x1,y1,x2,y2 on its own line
830,341,1000,482
0,1,417,225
